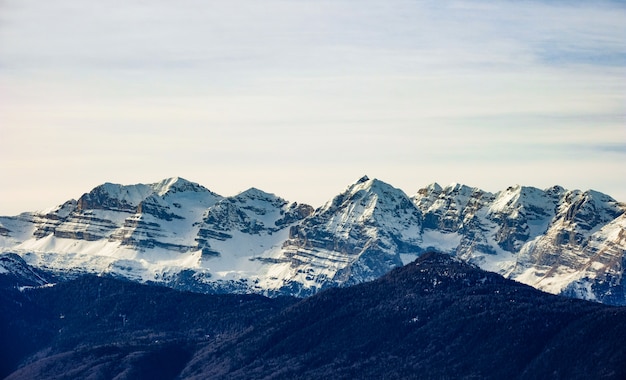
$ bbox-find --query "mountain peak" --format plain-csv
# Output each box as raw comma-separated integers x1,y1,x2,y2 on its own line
150,177,212,196
77,182,154,211
413,183,443,198
427,182,443,192
442,183,484,197
237,187,278,200
347,176,398,196
356,175,370,184
583,189,618,203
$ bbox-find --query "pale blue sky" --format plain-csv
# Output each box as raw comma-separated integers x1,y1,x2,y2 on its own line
1,0,625,214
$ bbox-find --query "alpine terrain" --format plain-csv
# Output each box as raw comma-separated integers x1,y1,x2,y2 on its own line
1,176,624,304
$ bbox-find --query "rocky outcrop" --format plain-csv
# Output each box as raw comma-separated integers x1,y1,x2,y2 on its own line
279,176,423,289
412,182,626,303
0,253,55,288
76,183,149,213
195,188,312,258
275,203,314,228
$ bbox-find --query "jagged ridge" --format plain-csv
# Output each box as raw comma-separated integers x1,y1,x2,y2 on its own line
0,176,624,304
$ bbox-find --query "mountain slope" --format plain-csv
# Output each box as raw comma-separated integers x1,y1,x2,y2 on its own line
0,178,312,290
0,253,55,289
179,252,626,379
268,176,424,295
2,253,625,379
0,273,296,379
411,182,626,303
0,177,224,282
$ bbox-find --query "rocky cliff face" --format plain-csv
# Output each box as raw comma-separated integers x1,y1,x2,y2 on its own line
27,178,223,252
277,176,423,292
0,176,624,304
411,183,626,303
196,188,313,258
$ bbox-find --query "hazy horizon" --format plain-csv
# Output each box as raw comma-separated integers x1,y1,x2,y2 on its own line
1,0,625,215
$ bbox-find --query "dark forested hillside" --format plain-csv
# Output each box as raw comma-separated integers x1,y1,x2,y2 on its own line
181,252,626,379
0,275,296,379
2,252,626,379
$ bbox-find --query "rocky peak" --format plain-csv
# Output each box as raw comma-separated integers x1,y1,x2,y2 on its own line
150,177,213,197
440,184,491,210
412,183,442,210
76,182,153,213
427,182,443,193
552,190,626,244
412,183,490,233
545,185,565,197
490,185,561,219
485,186,561,251
199,188,297,237
444,183,474,195
351,176,393,195
76,178,217,213
557,189,624,232
414,182,488,205
356,175,370,183
313,177,420,233
280,178,424,290
233,187,287,208
195,189,310,257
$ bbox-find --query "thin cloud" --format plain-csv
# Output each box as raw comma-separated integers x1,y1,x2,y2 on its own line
586,143,626,155
0,0,625,213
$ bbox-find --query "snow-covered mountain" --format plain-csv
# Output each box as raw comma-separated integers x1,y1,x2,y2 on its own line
274,176,423,294
1,176,625,304
411,183,626,303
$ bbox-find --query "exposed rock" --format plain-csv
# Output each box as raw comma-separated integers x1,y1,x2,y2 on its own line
1,176,625,305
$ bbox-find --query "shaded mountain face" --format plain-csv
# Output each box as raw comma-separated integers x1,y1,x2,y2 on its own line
0,176,624,304
183,253,626,380
0,253,55,289
0,261,297,379
2,253,625,379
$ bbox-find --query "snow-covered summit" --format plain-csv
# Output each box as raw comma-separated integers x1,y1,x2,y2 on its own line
301,176,423,245
198,187,299,240
233,187,287,208
77,182,154,212
151,176,215,197
275,177,425,292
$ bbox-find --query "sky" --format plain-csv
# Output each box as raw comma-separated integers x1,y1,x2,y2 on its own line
1,0,625,215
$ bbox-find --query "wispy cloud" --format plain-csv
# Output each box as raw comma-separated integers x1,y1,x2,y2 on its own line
0,0,625,213
584,143,626,155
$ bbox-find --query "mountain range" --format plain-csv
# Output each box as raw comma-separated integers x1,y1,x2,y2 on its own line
1,176,624,304
2,252,625,379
